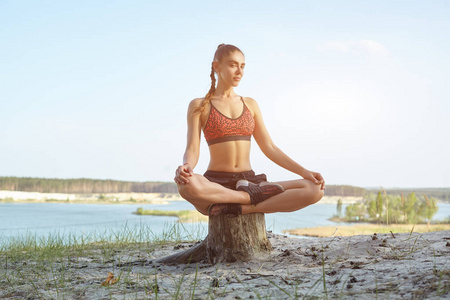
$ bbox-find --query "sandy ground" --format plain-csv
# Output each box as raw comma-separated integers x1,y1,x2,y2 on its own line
285,224,450,237
1,231,449,299
315,195,363,204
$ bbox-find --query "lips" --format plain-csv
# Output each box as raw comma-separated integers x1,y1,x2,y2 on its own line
233,77,241,81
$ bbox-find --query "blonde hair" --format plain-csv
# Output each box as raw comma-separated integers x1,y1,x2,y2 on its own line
195,43,244,114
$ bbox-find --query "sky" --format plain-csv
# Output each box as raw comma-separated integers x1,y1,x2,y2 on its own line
1,0,449,188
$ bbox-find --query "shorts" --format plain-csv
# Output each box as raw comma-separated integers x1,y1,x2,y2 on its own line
203,170,268,190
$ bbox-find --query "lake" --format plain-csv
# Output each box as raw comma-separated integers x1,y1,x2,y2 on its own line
1,201,449,247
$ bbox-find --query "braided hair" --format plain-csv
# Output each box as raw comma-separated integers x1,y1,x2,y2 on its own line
195,43,244,114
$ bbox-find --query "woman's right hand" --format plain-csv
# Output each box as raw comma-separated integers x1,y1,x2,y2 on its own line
174,163,194,184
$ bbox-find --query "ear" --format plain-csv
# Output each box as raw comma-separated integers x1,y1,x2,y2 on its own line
212,61,220,73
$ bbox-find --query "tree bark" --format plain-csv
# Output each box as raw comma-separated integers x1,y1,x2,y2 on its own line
156,213,272,265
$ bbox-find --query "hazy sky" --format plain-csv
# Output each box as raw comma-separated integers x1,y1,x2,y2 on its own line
1,0,449,188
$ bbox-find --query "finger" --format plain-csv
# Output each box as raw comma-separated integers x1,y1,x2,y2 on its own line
175,174,185,184
312,175,320,184
183,166,193,176
187,166,194,175
309,177,320,185
179,175,189,184
180,170,191,178
316,175,323,184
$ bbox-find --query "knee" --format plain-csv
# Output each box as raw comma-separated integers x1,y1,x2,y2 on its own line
177,174,203,201
315,188,324,203
305,181,324,205
311,185,324,204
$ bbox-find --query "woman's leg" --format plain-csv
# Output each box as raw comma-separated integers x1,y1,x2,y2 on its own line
177,174,251,214
240,179,324,214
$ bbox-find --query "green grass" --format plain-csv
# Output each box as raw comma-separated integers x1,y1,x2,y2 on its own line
0,222,206,260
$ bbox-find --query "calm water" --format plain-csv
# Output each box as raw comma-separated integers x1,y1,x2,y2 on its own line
1,201,449,246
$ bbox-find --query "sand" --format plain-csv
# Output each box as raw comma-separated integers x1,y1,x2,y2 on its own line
1,231,449,299
286,224,450,237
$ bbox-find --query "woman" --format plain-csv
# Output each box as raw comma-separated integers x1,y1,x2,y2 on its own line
174,44,325,217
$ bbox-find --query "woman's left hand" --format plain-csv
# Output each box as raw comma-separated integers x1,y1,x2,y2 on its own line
302,170,325,190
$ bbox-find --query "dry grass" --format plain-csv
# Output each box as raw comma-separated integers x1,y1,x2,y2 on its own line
285,224,450,237
134,209,209,223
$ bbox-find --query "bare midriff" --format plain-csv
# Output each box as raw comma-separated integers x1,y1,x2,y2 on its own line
207,140,252,172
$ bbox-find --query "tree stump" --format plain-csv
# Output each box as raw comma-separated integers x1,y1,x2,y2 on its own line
156,213,272,264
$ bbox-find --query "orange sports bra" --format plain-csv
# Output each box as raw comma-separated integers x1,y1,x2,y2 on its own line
203,97,255,146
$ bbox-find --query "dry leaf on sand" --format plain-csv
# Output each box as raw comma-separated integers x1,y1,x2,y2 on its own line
101,272,118,286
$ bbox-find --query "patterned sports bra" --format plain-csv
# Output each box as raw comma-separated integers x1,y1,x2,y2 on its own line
203,96,255,146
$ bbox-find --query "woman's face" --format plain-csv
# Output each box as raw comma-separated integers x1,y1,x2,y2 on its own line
215,51,245,87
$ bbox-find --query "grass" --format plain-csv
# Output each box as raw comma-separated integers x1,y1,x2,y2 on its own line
134,208,208,223
0,222,206,260
284,223,450,237
0,222,209,299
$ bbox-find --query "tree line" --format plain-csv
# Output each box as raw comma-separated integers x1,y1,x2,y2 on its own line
323,185,367,197
1,177,369,196
0,177,178,193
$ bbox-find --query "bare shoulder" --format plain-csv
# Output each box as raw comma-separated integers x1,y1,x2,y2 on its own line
187,98,209,125
242,96,261,114
242,96,256,103
189,97,205,109
187,97,205,114
242,96,259,106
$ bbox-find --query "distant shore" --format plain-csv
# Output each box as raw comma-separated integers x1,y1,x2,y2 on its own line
0,190,185,204
0,190,362,205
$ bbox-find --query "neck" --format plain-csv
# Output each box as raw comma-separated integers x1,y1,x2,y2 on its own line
214,82,236,99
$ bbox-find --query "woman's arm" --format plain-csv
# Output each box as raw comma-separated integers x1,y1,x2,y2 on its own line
248,97,325,189
174,98,203,184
